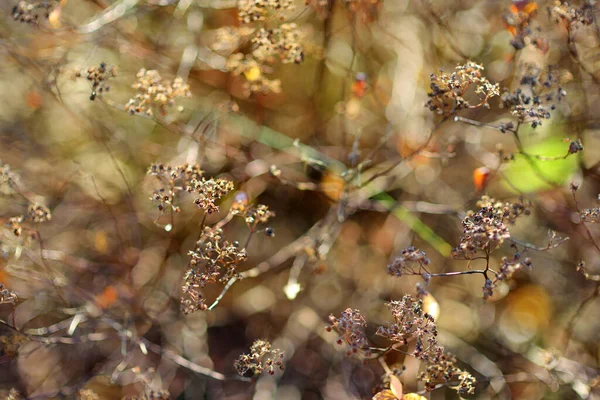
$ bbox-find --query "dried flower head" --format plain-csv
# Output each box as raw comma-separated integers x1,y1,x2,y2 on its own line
234,339,285,377
426,62,499,116
500,66,566,128
549,1,595,27
377,296,475,395
147,163,208,214
187,178,235,214
11,0,59,24
77,62,117,101
453,196,531,259
181,228,248,313
126,69,191,117
237,0,294,23
0,284,18,305
231,200,275,229
251,23,304,64
0,164,21,197
27,204,51,223
327,308,372,357
387,247,431,277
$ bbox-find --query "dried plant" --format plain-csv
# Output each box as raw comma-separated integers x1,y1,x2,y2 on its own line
126,69,191,116
234,339,285,377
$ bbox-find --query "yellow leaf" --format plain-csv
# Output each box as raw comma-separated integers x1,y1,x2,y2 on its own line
403,394,427,400
372,390,397,400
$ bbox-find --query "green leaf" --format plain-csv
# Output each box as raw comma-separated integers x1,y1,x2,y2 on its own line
502,136,578,193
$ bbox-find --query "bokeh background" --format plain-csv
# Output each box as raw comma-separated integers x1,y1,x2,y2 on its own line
0,0,600,399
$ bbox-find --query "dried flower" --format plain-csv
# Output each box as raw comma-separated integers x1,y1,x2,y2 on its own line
0,284,18,305
226,54,282,95
251,23,304,64
426,62,499,116
387,247,431,277
78,62,117,101
237,0,294,23
27,204,51,223
500,66,566,128
187,178,235,214
234,339,285,377
126,69,191,117
11,0,59,24
453,196,531,259
549,1,595,27
181,228,248,313
327,308,372,357
377,296,475,395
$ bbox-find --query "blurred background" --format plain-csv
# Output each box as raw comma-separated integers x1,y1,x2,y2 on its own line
0,0,599,398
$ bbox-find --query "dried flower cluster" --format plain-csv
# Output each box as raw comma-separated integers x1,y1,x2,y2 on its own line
224,0,304,95
500,67,567,128
453,196,531,259
378,297,475,395
181,228,248,313
0,163,20,196
121,367,170,400
426,62,500,116
231,196,275,229
234,339,285,377
549,1,595,26
126,69,191,116
251,24,304,64
579,207,600,223
11,0,59,24
148,163,233,215
387,246,431,277
77,62,117,101
328,296,476,395
327,308,372,356
237,0,294,23
0,283,18,305
7,204,51,237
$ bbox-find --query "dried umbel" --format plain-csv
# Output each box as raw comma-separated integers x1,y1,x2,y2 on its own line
235,340,285,377
387,246,430,277
549,1,595,27
230,196,275,229
0,284,18,305
187,178,234,214
500,66,567,128
126,69,191,117
378,296,475,395
181,228,248,313
11,0,59,24
453,196,531,259
580,207,600,223
0,164,21,197
77,62,117,101
426,62,499,116
147,163,232,214
237,0,295,23
27,204,51,223
251,23,304,64
327,308,372,357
